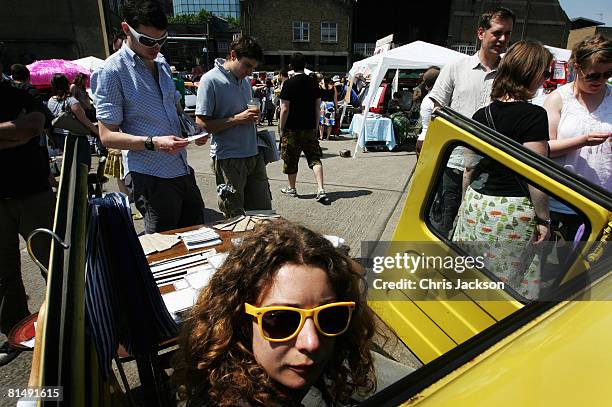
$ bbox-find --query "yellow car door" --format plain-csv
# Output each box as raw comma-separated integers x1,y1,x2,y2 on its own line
367,105,611,380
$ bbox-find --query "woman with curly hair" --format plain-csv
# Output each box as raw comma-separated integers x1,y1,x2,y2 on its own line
175,219,376,406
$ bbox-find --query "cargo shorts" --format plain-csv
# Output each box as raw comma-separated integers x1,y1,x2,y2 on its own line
280,129,323,174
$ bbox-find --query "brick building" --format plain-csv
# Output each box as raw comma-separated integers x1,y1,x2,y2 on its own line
239,0,354,73
567,18,611,50
447,0,570,54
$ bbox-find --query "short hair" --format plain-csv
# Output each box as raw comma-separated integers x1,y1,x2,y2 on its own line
50,73,71,99
478,6,515,30
491,40,553,101
10,64,30,81
175,219,376,406
73,72,87,87
570,34,612,72
422,66,440,88
229,36,263,62
122,0,168,30
279,68,289,78
290,52,306,71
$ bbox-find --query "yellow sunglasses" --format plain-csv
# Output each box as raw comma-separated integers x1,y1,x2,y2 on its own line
244,301,355,342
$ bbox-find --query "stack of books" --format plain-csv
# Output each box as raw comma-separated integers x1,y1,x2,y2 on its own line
176,227,222,250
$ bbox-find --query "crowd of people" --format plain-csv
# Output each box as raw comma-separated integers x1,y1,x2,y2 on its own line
1,0,611,404
417,7,611,297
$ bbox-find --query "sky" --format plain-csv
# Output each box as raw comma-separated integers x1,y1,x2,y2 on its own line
558,0,612,26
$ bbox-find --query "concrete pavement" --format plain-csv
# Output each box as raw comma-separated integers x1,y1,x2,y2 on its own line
0,125,419,402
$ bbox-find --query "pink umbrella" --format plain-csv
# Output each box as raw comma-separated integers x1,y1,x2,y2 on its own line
26,59,90,87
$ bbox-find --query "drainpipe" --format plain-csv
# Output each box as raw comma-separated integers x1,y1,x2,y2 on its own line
521,0,531,40
96,0,110,58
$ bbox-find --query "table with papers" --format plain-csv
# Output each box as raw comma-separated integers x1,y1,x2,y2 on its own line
144,212,281,320
348,113,396,150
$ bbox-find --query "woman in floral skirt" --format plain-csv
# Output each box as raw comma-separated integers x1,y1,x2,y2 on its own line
453,41,553,298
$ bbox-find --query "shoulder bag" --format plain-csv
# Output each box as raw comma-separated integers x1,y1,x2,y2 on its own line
52,99,90,135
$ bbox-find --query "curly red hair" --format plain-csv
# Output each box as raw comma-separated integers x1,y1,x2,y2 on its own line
174,219,376,406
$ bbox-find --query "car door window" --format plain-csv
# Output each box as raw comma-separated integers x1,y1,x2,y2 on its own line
426,142,591,300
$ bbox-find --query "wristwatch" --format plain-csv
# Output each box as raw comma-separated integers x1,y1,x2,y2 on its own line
144,136,155,151
535,216,552,227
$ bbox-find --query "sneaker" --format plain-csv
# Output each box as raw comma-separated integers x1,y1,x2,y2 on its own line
0,341,21,366
281,186,297,197
316,189,328,203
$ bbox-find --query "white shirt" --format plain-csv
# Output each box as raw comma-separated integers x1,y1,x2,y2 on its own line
417,95,434,141
426,53,498,169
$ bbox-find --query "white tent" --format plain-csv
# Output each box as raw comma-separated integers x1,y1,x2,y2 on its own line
72,56,105,72
348,53,384,78
544,45,571,62
347,41,466,156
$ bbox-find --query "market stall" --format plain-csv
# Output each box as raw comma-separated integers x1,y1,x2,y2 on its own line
344,41,465,156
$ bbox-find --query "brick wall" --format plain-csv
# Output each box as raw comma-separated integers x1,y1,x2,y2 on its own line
241,0,352,71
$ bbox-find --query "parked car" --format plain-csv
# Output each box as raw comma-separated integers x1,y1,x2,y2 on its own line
183,81,198,117
362,106,612,406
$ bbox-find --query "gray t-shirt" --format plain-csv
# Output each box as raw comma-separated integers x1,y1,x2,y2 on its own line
196,58,257,160
47,96,80,135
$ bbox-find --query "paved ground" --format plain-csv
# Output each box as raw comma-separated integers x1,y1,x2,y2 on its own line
0,124,420,404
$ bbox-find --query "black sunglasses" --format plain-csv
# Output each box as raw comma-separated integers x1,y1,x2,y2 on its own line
581,69,612,82
126,23,167,48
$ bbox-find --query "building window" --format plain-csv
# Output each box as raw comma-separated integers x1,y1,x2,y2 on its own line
321,22,337,43
217,41,229,54
293,21,310,42
451,44,476,55
354,43,375,57
172,1,240,19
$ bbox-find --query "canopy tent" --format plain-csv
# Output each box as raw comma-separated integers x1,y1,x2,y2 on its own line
72,56,105,72
544,45,571,62
346,41,466,156
348,53,384,78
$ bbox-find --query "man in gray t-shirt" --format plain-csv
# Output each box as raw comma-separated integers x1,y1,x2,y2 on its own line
195,36,272,217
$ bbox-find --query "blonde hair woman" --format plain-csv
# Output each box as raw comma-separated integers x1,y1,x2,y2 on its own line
543,34,612,241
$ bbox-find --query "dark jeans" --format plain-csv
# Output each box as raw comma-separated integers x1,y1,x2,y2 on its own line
0,190,55,334
125,170,205,234
540,211,585,278
435,167,463,239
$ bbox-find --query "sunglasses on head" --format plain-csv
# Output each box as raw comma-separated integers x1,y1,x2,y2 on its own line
580,69,612,82
126,23,167,48
245,301,355,342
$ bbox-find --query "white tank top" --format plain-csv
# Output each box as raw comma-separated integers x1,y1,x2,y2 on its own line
554,83,612,192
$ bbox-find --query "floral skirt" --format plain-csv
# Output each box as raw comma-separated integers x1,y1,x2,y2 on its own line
104,149,123,179
452,186,542,299
319,101,336,126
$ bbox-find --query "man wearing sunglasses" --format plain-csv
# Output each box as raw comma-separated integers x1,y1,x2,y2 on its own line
195,36,272,218
91,0,206,234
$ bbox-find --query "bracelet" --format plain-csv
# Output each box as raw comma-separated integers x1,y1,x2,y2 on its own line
534,216,552,226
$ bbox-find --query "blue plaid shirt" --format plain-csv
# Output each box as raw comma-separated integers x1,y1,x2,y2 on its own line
91,45,190,178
